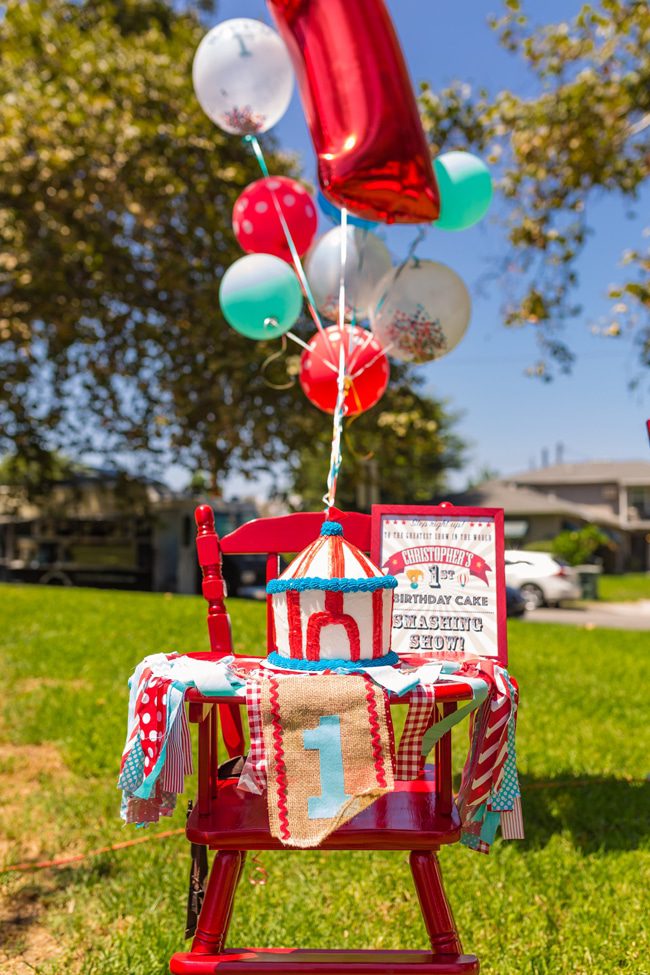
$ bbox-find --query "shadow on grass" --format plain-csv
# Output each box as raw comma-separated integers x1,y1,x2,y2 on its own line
519,773,650,853
0,868,73,959
0,856,117,953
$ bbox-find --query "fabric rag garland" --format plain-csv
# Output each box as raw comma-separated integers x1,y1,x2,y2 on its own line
456,663,523,852
118,653,244,825
394,655,523,852
238,656,522,853
119,652,522,853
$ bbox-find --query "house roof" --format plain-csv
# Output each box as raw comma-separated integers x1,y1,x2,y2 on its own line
450,480,621,528
510,460,650,486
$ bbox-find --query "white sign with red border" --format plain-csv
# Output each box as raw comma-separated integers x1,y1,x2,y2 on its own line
371,504,508,664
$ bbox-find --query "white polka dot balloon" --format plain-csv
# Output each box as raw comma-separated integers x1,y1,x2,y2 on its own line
232,176,318,262
192,19,294,135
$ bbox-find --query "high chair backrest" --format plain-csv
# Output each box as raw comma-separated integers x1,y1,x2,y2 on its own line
195,504,371,655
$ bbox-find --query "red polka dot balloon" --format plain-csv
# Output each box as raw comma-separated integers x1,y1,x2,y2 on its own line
233,176,318,263
299,325,389,416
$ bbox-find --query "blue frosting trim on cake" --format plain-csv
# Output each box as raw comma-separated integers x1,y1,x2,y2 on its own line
267,650,400,672
320,521,343,536
267,575,397,594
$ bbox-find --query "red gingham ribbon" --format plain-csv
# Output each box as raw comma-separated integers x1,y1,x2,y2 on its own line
237,681,267,795
395,683,436,780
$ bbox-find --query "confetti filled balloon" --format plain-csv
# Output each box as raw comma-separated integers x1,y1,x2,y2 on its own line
317,191,378,231
299,325,389,415
305,227,392,322
433,152,493,231
192,19,294,135
219,253,303,340
233,177,318,262
370,259,471,364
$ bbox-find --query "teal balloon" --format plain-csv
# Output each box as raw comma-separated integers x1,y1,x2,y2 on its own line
317,191,378,230
433,151,493,231
219,253,303,340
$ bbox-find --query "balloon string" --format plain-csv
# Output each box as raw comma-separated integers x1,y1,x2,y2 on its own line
350,341,393,380
322,210,351,514
338,207,348,335
286,330,339,375
243,135,336,360
323,343,346,514
285,329,334,365
260,335,295,390
338,208,362,381
285,330,313,354
347,328,374,375
375,225,428,315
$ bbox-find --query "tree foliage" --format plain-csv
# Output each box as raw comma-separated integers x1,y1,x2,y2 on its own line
0,0,465,498
10,1,647,496
419,0,650,379
0,0,298,483
289,378,465,510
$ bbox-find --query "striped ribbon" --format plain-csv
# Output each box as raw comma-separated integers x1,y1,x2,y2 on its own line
323,207,349,512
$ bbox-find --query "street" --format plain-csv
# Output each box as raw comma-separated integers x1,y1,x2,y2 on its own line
524,601,650,631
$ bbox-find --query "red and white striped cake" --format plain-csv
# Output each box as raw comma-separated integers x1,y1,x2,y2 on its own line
266,520,398,671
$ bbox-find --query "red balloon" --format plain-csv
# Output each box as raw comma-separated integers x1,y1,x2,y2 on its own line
299,325,389,415
267,0,440,225
233,176,318,262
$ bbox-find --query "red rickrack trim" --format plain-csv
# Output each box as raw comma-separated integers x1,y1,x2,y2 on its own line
268,673,291,842
363,676,387,789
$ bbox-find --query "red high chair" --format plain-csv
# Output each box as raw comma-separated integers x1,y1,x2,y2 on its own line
169,505,481,975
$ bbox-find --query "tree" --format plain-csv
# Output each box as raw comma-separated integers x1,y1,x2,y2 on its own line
0,0,465,500
0,0,302,486
288,376,465,511
0,0,467,501
419,0,650,379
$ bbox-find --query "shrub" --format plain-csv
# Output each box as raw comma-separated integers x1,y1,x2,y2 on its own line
551,525,611,566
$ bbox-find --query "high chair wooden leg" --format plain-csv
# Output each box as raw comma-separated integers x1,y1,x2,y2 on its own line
191,850,243,955
410,851,463,956
223,851,247,940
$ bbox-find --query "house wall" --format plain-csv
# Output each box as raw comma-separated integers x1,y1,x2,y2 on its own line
522,481,620,514
506,514,588,546
522,515,565,544
625,485,650,522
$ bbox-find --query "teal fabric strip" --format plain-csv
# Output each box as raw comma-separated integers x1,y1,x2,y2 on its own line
490,673,521,813
480,809,502,846
420,677,488,757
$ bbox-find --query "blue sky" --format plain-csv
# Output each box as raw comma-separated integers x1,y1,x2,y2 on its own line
194,0,650,497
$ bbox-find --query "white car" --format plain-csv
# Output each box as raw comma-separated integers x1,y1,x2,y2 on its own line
504,550,582,609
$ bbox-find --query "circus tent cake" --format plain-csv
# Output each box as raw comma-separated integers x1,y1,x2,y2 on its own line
267,520,399,671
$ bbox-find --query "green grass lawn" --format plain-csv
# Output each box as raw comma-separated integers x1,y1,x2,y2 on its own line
1,584,648,975
598,573,650,603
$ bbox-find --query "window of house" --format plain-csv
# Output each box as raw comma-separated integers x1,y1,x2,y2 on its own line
627,487,650,519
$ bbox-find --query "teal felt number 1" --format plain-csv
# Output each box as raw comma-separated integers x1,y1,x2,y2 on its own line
303,715,351,820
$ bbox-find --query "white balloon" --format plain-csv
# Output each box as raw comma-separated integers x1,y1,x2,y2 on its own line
305,226,392,322
370,259,471,364
192,19,294,135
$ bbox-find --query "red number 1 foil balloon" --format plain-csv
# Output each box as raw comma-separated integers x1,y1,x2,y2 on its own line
266,0,440,224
